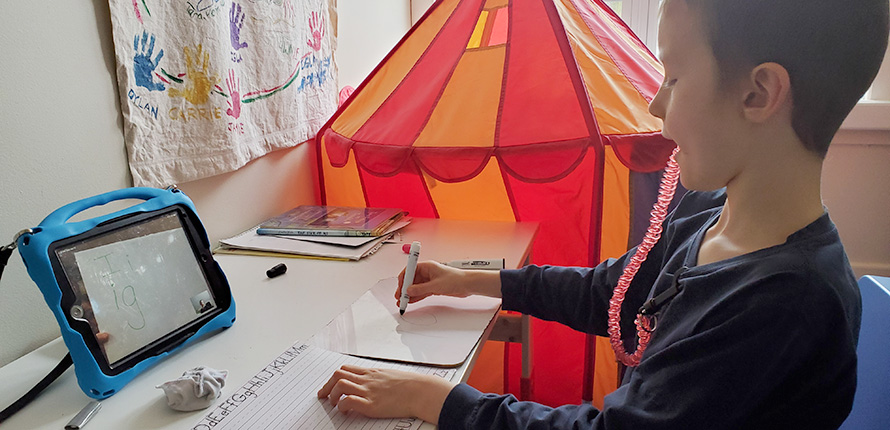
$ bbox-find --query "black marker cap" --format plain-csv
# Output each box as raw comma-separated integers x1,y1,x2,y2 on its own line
266,263,287,278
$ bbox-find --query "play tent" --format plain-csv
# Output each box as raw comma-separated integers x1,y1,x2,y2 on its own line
315,0,675,407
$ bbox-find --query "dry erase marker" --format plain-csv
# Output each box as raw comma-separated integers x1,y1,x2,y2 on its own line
399,241,421,315
65,400,101,430
445,259,505,270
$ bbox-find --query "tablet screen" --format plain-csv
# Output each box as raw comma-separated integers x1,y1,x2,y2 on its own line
54,210,218,368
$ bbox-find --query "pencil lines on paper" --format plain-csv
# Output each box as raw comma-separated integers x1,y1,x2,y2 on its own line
191,343,454,430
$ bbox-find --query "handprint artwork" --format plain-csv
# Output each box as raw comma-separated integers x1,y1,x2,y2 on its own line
229,2,248,51
307,11,325,51
226,70,242,119
168,44,219,105
112,0,337,186
133,31,165,91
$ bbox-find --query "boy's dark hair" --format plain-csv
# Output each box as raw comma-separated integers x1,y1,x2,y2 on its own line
683,0,889,157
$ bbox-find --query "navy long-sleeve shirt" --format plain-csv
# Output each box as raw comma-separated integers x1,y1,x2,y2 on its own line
439,190,861,430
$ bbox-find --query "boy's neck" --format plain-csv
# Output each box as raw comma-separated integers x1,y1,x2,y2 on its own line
699,138,826,265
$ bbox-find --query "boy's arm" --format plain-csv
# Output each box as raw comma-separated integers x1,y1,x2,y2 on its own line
440,273,857,430
499,244,662,337
498,189,722,336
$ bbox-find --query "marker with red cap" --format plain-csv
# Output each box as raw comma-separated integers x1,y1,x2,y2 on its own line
399,241,421,315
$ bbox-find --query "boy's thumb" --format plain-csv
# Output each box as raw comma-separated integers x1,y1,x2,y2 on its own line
406,280,437,298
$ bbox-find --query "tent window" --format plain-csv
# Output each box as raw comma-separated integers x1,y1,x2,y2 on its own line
467,7,509,50
607,0,661,54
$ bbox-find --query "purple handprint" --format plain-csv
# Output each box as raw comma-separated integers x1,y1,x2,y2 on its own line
133,31,165,91
226,70,242,119
307,11,325,51
230,2,248,51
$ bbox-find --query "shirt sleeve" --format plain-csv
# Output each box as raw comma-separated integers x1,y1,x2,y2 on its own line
499,257,650,337
496,189,720,336
439,384,602,430
439,272,857,430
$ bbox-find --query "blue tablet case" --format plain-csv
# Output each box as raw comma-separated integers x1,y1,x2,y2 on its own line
16,187,236,399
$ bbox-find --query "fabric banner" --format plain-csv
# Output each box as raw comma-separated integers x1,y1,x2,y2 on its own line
109,0,338,187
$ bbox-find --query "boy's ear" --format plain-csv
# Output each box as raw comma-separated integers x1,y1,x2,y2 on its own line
741,62,792,123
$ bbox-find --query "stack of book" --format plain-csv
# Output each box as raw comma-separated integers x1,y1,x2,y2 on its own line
215,205,409,261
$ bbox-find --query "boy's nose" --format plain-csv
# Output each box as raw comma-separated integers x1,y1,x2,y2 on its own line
648,88,666,120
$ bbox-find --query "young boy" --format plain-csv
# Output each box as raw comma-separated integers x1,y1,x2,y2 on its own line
318,0,889,428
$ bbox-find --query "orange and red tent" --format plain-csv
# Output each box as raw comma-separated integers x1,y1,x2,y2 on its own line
315,0,675,407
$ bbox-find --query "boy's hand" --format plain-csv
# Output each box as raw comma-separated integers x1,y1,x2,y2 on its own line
317,364,455,424
395,261,503,306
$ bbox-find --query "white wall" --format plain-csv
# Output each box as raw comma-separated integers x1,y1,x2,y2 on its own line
0,0,411,367
338,0,411,90
823,131,890,278
0,0,131,367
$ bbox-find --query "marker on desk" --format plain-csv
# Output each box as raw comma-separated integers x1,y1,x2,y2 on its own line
399,241,421,315
65,401,101,430
445,259,505,270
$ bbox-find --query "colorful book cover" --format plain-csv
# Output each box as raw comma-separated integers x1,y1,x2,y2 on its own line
256,205,404,237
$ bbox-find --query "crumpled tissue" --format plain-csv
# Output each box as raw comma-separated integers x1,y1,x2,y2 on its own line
156,366,228,411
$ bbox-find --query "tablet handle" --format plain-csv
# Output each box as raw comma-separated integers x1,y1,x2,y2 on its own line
39,187,173,227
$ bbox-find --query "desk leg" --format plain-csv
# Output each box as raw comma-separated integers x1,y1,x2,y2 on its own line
581,333,596,403
520,313,532,400
491,253,535,400
490,312,532,400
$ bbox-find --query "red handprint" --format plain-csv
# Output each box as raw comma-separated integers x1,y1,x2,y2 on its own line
307,11,325,51
226,70,242,119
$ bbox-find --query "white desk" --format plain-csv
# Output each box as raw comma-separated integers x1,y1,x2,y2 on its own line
0,218,537,429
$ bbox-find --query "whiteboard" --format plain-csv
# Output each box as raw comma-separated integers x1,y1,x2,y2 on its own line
309,278,502,366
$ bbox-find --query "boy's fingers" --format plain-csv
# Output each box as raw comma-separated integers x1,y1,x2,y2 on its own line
336,395,372,415
340,364,368,374
395,262,429,299
405,281,438,303
395,265,412,300
396,266,407,285
318,366,361,398
327,379,367,407
395,261,445,302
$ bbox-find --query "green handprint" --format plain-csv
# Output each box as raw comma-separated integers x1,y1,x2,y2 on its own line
168,44,219,105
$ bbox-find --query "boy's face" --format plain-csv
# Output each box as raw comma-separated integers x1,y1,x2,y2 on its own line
648,0,749,191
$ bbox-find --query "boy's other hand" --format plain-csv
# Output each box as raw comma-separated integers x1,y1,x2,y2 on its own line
317,364,455,424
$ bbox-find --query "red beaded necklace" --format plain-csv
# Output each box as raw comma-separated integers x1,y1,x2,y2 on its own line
607,147,680,367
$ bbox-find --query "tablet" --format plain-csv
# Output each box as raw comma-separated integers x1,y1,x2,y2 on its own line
17,187,235,398
51,206,230,374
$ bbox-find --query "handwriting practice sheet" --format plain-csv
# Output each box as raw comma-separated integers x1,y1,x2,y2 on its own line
192,343,454,430
309,278,502,366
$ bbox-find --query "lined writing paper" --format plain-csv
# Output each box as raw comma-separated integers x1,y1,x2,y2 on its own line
191,343,454,430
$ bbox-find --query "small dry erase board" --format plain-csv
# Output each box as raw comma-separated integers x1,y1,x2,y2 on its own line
16,187,235,399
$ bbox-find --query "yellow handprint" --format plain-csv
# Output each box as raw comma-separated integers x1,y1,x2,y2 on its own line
168,44,219,105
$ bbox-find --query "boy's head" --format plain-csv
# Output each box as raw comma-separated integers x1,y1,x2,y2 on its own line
678,0,889,158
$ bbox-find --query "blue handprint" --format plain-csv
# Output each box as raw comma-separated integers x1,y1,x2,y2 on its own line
133,31,165,91
230,2,248,51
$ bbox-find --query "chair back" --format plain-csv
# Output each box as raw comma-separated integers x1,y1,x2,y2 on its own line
840,275,890,429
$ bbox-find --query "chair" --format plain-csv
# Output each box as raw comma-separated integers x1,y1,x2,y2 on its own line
839,275,890,429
